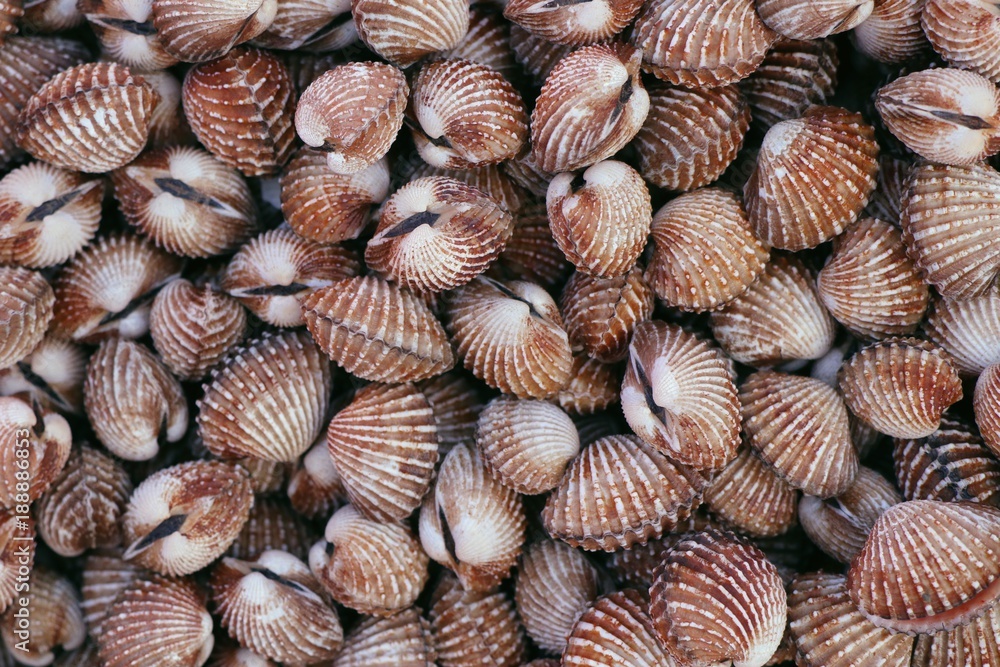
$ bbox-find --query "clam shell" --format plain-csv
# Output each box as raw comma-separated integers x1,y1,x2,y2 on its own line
0,0,21,44
418,371,484,451
925,294,1000,376
0,511,34,614
563,589,674,667
976,363,1000,459
910,605,1000,667
327,382,439,523
310,504,429,616
79,0,177,70
419,443,526,591
922,0,1000,84
504,0,642,45
853,0,929,64
509,23,574,86
332,607,436,667
151,0,277,62
756,0,872,39
352,0,469,68
302,275,455,383
80,550,143,642
606,510,721,588
541,434,710,551
0,569,85,664
0,266,53,370
745,105,879,250
142,70,192,148
411,162,528,218
21,0,85,32
704,446,799,537
0,335,85,415
251,0,355,51
560,266,654,363
183,47,296,176
646,187,769,312
287,435,346,519
491,200,572,289
0,396,71,506
207,642,277,667
557,353,621,415
649,529,787,667
866,155,910,225
197,330,332,462
530,42,649,173
847,499,1000,634
839,337,963,440
437,5,516,78
236,457,291,496
227,497,312,562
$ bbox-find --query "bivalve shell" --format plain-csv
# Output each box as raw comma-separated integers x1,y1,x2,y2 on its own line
79,0,177,70
438,5,516,78
976,363,1000,458
151,0,277,62
563,589,674,667
509,23,574,86
0,569,85,665
557,353,621,415
0,511,33,614
0,396,71,507
0,335,87,414
0,0,21,44
352,0,470,68
922,0,1000,84
756,0,873,39
491,200,572,289
0,266,53,370
503,0,642,46
252,0,355,51
332,607,436,667
560,267,654,363
430,572,527,667
418,371,484,451
910,605,1000,667
853,0,929,63
704,446,799,537
925,294,1000,376
287,435,346,519
80,550,143,642
411,162,527,218
227,497,312,562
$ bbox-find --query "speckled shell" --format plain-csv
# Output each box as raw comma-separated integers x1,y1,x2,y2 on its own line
97,575,214,667
81,550,143,641
0,511,34,614
560,267,654,363
646,187,769,312
310,504,429,616
542,434,710,551
294,62,407,174
546,160,652,278
741,370,859,498
227,497,312,562
0,569,85,664
418,371,483,450
866,155,910,225
649,529,787,667
745,105,879,250
476,396,580,495
419,443,526,591
633,82,750,192
757,0,872,39
302,275,455,383
900,162,1000,300
281,148,389,244
925,295,1000,376
530,42,649,173
412,162,527,218
631,0,777,87
0,266,53,370
197,331,332,462
430,572,526,667
207,642,278,667
0,161,103,269
408,59,528,169
0,396,71,508
557,353,621,416
847,500,1000,634
504,0,641,45
0,335,87,414
492,201,572,289
142,69,192,148
621,320,741,471
287,436,345,519
704,446,799,537
183,47,296,176
326,382,438,523
910,605,1000,667
78,0,177,70
976,364,1000,459
839,337,963,440
332,607,436,667
0,0,22,43
437,5,515,78
563,589,674,667
710,255,837,367
252,0,355,51
366,176,514,293
16,62,157,173
509,23,574,86
352,0,470,68
922,0,1000,83
788,572,915,667
853,0,929,64
151,0,277,62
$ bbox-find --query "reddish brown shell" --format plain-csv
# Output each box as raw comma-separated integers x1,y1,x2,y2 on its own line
0,395,69,506
0,511,33,614
227,497,312,562
976,363,1000,459
756,0,872,39
704,446,799,537
866,155,910,225
560,267,654,363
910,605,1000,667
563,589,674,667
853,0,929,64
418,371,484,451
504,0,642,46
437,5,515,77
287,435,346,519
142,69,193,149
152,0,276,62
332,607,436,667
491,200,572,289
605,509,720,588
251,0,355,51
79,0,176,70
509,23,574,86
0,0,22,44
922,0,1000,84
411,162,527,218
557,353,621,415
0,335,86,414
0,266,53,370
0,568,85,663
351,0,470,68
925,294,1000,376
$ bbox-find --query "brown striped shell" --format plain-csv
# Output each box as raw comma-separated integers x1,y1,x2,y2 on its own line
182,47,296,176
351,0,470,68
492,200,573,289
606,510,721,588
560,267,654,363
419,443,526,591
509,23,574,86
756,0,872,39
922,0,1000,84
866,155,910,225
503,0,642,45
976,363,1000,459
411,162,528,218
853,0,929,64
252,0,355,51
418,371,483,451
227,497,312,562
302,275,455,383
0,568,85,664
0,335,87,414
81,551,143,641
141,69,193,149
649,529,787,667
563,589,674,667
0,511,32,614
0,396,71,506
557,353,621,415
621,320,741,471
542,434,710,551
332,607,436,667
704,446,799,537
910,605,1000,667
646,187,770,312
0,266,53,370
925,295,1000,376
151,0,277,62
197,330,332,462
79,0,177,71
438,5,515,78
287,435,345,521
530,42,649,173
0,0,21,44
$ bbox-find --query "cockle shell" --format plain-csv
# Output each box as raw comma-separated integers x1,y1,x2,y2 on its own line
83,550,143,643
922,0,1000,84
910,605,1000,667
0,396,71,506
287,435,346,519
0,0,22,43
563,589,674,667
142,69,192,148
0,266,53,369
252,0,355,51
0,569,85,664
557,353,621,415
79,0,178,70
418,371,484,451
207,642,277,667
333,606,436,667
560,267,654,363
492,200,572,289
227,497,312,562
853,0,929,63
866,154,910,225
925,294,1000,376
21,0,84,32
756,0,872,39
438,5,516,78
151,0,277,62
0,511,33,614
411,162,528,218
509,23,574,86
0,335,86,414
352,0,470,67
977,362,1000,460
704,446,799,537
504,0,642,45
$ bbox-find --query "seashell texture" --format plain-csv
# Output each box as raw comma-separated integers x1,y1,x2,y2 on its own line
446,276,572,398
302,275,455,383
294,62,408,174
252,0,355,51
710,255,837,367
0,0,21,44
977,363,1000,458
788,572,915,667
633,82,750,192
438,5,515,78
0,568,86,664
287,436,346,519
0,266,53,370
546,160,652,278
37,446,133,557
210,551,343,664
98,575,214,667
839,337,963,440
183,47,296,176
332,607,436,667
646,187,769,312
0,335,87,414
756,0,872,39
492,200,573,289
21,0,84,33
223,227,359,328
866,154,910,225
847,499,1000,634
16,61,157,173
326,382,438,523
649,529,787,667
79,0,177,70
0,396,71,506
0,511,34,613
310,504,429,616
430,572,526,667
852,0,929,64
281,148,389,244
504,0,642,46
84,338,187,461
798,466,901,564
408,59,528,169
149,279,248,381
411,162,527,218
900,162,1000,300
0,161,103,269
420,443,525,591
509,23,574,86
227,497,312,562
352,0,469,67
560,267,654,363
121,460,254,576
745,105,879,250
515,540,599,654
704,446,799,537
621,320,741,471
558,352,621,415
817,217,929,340
911,606,1000,667
563,589,674,667
631,0,777,87
476,396,580,495
366,176,514,293
922,0,1000,84
531,42,649,173
894,418,1000,505
142,69,192,149
51,232,182,343
542,434,710,551
606,510,720,588
925,294,1000,377
152,0,277,62
198,331,331,462
207,642,278,667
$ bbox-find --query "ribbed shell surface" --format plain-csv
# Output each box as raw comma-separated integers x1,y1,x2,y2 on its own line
429,573,527,667
756,0,872,39
0,265,53,370
922,0,1000,83
492,201,572,289
910,605,1000,667
80,551,144,641
704,447,799,537
503,0,643,46
976,363,1000,458
925,295,1000,376
853,0,929,63
560,267,654,363
563,590,673,667
151,0,276,62
351,0,470,67
332,607,436,667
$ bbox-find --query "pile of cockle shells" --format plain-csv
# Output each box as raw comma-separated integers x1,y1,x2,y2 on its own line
0,0,999,665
